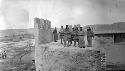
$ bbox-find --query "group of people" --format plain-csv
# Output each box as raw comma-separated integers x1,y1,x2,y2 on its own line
53,25,94,48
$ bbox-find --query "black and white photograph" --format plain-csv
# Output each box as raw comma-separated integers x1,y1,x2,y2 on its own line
0,0,125,71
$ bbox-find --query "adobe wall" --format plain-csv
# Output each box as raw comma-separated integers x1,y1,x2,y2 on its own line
93,36,125,65
34,18,53,45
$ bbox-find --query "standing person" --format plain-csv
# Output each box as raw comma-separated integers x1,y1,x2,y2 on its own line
73,27,79,47
53,27,58,42
63,25,71,47
59,26,64,44
87,27,94,47
0,52,2,59
69,28,74,45
78,27,85,48
2,50,6,59
30,60,36,71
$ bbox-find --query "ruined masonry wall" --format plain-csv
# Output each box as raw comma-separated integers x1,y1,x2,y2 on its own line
34,18,53,45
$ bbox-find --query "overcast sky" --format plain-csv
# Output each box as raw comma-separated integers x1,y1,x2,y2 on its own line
0,0,125,30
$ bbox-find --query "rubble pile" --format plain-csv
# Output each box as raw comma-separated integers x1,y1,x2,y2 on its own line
36,45,106,71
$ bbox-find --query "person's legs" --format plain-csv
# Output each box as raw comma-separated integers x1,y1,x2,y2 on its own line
89,39,92,47
67,41,69,47
61,38,63,44
76,39,79,47
87,39,90,47
68,38,72,46
2,54,4,59
54,37,56,42
68,38,71,46
60,35,63,44
78,38,83,48
68,39,72,47
3,54,5,59
54,39,56,42
0,54,1,59
54,34,57,42
64,40,66,47
87,37,92,47
5,54,6,59
80,39,85,48
55,37,57,42
70,40,72,45
74,40,76,46
63,36,67,47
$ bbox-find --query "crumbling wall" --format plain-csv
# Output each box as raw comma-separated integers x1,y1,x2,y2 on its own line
34,18,53,45
93,36,125,65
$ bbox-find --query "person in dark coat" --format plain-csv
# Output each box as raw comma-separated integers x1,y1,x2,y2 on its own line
30,60,36,71
53,27,58,42
87,27,94,47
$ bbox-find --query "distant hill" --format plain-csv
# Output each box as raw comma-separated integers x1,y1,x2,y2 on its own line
0,28,34,37
0,27,59,42
0,28,35,42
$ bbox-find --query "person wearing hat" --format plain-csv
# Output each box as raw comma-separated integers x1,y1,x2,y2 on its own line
59,26,64,44
53,27,58,42
72,27,79,46
30,60,36,71
63,25,71,47
78,27,85,48
87,27,94,47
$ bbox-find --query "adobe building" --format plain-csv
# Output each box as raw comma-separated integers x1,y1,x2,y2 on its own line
85,22,125,66
88,22,125,43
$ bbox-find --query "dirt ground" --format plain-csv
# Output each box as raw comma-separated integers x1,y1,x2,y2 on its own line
0,39,35,71
0,36,125,71
43,38,125,71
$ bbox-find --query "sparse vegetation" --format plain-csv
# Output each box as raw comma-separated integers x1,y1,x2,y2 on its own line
0,39,35,71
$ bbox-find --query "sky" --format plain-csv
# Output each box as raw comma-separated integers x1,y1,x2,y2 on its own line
0,0,125,30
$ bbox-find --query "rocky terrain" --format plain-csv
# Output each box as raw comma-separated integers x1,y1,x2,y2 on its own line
0,39,35,71
35,41,106,71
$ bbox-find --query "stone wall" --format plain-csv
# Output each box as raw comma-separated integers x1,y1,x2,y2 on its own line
93,36,125,65
34,18,53,45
